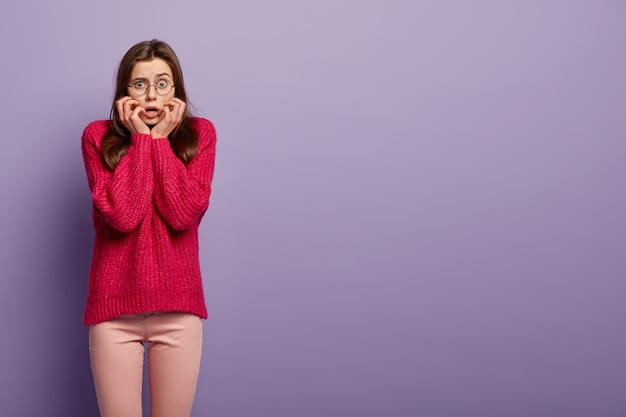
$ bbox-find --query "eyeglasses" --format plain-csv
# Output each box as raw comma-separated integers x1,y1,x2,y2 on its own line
127,79,175,96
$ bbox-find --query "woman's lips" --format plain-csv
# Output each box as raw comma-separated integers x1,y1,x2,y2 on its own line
144,107,160,119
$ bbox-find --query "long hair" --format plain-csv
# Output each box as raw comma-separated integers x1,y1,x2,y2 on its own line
101,39,198,169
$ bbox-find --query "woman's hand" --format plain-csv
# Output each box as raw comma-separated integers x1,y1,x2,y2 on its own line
151,98,186,139
116,96,151,135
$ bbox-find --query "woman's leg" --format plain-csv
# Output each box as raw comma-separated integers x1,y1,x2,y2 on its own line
89,316,145,417
146,313,203,417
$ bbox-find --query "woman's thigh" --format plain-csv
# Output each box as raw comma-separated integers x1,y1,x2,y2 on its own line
146,313,203,417
89,316,145,417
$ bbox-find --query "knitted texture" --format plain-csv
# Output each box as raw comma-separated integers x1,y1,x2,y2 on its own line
81,118,216,325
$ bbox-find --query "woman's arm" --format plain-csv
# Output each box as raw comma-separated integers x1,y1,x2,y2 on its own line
82,121,154,233
151,118,217,231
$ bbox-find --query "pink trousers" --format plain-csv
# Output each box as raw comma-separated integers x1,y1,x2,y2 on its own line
89,312,203,417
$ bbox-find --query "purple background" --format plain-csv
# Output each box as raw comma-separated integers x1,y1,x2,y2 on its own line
1,1,625,416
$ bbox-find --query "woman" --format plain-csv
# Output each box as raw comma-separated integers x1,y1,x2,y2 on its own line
81,39,216,417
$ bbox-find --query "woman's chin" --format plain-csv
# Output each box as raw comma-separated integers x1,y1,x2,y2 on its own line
141,116,160,127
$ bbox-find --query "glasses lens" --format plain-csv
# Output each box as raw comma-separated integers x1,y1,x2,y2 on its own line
155,80,172,95
131,80,147,95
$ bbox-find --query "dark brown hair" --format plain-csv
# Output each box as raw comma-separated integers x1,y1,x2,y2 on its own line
101,39,198,169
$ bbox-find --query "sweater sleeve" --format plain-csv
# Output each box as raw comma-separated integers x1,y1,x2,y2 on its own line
151,118,217,231
82,121,154,233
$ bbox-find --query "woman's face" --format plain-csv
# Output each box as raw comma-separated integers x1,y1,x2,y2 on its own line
127,58,176,126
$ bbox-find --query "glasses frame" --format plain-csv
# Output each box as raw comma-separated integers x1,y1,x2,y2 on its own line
127,79,175,96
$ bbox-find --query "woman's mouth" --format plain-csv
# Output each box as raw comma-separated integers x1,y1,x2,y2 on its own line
145,107,160,119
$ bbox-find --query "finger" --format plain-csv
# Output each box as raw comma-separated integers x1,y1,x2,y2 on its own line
125,99,139,113
118,98,133,118
127,102,144,128
174,106,184,123
116,97,133,111
162,105,171,121
168,99,185,122
164,101,174,113
131,104,144,117
116,96,132,106
116,98,128,120
166,106,181,125
171,98,186,114
129,106,146,126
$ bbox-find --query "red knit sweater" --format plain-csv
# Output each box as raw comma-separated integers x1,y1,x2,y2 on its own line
81,117,216,325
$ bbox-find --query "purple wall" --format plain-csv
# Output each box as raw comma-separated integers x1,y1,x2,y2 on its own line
1,1,625,416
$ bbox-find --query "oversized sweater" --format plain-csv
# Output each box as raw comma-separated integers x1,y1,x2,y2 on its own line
81,117,216,325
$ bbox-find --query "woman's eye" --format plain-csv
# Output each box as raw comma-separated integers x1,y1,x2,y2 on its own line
134,81,146,88
157,80,168,88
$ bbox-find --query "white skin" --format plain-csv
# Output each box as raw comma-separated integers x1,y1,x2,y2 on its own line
116,58,186,139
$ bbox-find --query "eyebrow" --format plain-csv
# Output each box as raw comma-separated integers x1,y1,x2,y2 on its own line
131,73,172,80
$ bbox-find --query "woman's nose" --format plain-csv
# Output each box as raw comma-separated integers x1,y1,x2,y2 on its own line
145,85,157,99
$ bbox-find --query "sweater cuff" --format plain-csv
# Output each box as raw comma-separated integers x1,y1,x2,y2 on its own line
151,136,175,156
129,133,153,151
